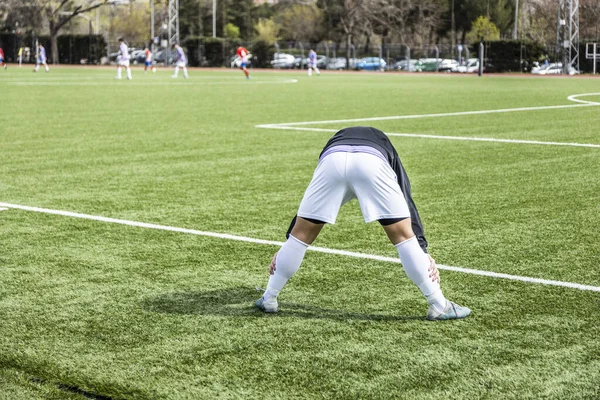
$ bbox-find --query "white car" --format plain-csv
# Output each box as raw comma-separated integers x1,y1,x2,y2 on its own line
270,53,295,69
531,62,579,76
454,58,480,73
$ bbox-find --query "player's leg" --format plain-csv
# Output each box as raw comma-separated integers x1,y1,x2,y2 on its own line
116,64,122,79
241,63,249,79
258,152,352,312
349,152,470,320
182,64,188,79
125,61,131,80
314,65,320,75
44,62,49,72
34,62,39,72
308,66,312,76
172,65,179,78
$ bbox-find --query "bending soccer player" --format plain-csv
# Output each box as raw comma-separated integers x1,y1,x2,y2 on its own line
34,43,49,73
307,49,320,76
0,46,6,70
171,43,188,79
256,126,471,321
116,38,132,80
236,46,250,79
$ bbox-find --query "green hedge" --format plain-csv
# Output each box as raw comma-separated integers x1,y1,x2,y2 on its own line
182,36,275,68
0,33,105,64
471,40,546,72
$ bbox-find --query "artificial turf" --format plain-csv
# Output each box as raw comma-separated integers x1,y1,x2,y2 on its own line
0,67,599,399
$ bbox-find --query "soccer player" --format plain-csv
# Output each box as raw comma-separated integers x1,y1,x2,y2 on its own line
0,46,6,70
116,38,132,80
144,46,155,73
256,126,472,321
34,43,49,73
307,49,320,76
236,46,250,79
171,43,188,79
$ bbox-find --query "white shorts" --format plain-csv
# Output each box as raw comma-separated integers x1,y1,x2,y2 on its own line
118,59,130,67
176,61,186,68
298,151,410,224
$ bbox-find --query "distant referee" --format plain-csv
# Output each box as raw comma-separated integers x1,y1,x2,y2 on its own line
256,126,471,321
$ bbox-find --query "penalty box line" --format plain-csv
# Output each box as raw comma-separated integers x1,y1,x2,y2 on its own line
1,201,599,294
256,96,600,148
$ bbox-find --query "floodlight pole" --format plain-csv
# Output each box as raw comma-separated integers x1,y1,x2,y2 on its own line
151,0,155,60
168,0,180,66
513,0,519,39
213,0,217,38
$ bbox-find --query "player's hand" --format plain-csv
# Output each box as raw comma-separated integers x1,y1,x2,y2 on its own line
269,252,278,275
428,254,440,284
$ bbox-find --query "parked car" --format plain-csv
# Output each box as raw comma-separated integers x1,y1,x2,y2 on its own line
419,58,443,72
326,57,360,70
131,50,147,65
271,53,295,69
357,57,386,71
230,54,252,68
454,58,480,73
154,50,178,65
437,59,459,72
531,62,578,75
392,59,423,72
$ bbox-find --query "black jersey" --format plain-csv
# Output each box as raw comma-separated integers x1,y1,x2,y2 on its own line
288,126,428,252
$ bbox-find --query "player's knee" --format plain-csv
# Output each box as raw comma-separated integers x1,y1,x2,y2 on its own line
381,217,414,244
291,217,325,244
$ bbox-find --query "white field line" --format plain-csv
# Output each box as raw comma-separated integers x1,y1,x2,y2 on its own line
1,201,599,293
257,93,600,148
0,207,8,211
5,79,298,86
257,125,600,148
260,102,598,127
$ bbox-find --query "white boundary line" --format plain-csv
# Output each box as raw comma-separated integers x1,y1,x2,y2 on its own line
1,201,599,293
256,93,600,148
256,125,600,148
6,79,298,87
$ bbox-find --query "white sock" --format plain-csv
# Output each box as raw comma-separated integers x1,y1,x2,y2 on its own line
183,67,188,79
264,235,309,299
117,67,121,79
35,64,39,72
315,67,320,75
173,66,179,77
395,237,446,312
126,67,132,80
45,64,49,72
308,68,312,76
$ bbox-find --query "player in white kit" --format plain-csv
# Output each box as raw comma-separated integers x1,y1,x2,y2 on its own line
307,49,320,76
256,126,472,321
116,38,132,80
171,43,188,79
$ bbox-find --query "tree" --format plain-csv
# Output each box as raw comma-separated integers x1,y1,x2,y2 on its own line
466,15,500,42
254,17,279,44
277,4,323,42
225,22,240,38
33,0,112,64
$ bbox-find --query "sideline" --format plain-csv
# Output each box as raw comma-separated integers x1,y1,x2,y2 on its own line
1,201,599,293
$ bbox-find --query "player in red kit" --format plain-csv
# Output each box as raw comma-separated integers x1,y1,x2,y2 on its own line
0,47,7,70
236,46,250,79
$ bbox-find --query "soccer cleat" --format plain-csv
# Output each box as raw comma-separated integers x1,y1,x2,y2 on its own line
255,296,278,313
427,300,471,321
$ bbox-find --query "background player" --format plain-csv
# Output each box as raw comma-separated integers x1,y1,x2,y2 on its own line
116,38,132,80
256,126,471,321
143,45,155,73
307,49,320,76
0,46,6,69
34,43,49,73
236,46,250,79
171,43,188,79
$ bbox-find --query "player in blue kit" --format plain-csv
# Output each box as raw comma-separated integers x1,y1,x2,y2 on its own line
307,49,320,76
171,43,188,79
34,43,49,73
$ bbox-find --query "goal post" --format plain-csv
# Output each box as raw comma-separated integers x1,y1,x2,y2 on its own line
586,43,598,75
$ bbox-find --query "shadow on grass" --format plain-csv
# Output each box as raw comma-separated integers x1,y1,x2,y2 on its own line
142,286,424,321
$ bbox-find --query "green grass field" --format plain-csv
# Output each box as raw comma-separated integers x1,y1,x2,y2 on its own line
1,67,599,399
